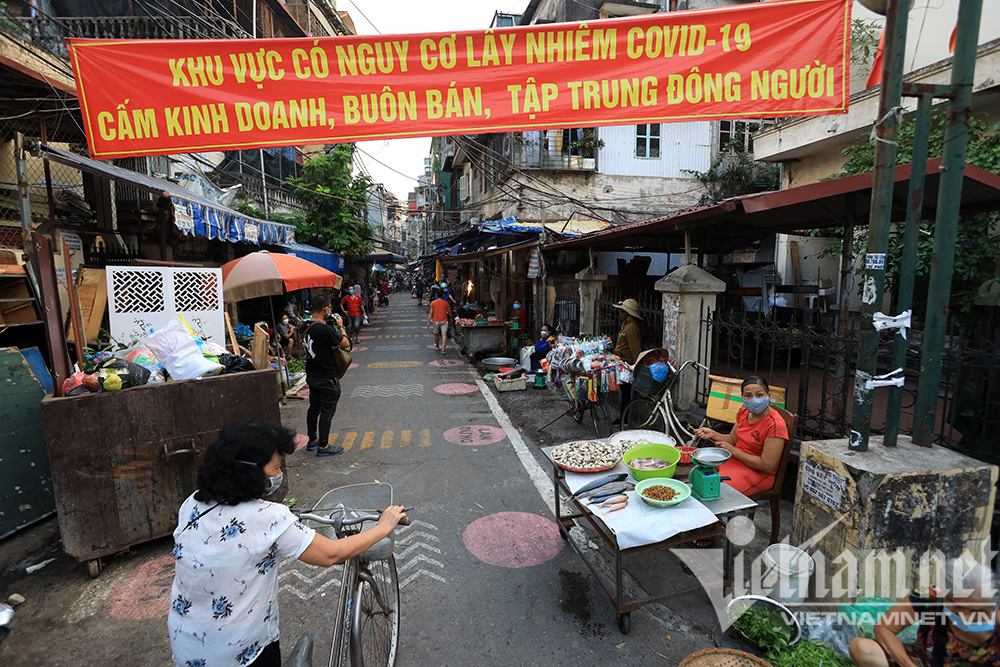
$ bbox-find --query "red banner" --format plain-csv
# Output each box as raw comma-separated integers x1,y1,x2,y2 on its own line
68,0,851,159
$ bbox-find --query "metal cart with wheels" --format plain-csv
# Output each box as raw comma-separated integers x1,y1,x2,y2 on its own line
543,444,757,634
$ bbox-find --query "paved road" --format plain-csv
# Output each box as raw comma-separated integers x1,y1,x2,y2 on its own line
0,295,725,666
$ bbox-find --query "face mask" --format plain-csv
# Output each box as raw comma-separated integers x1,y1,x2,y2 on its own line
513,304,520,310
743,396,771,414
348,290,354,295
944,606,996,633
282,318,289,324
265,472,284,495
541,331,549,338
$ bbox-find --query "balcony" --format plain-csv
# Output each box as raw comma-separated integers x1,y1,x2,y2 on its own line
11,15,245,58
508,129,598,171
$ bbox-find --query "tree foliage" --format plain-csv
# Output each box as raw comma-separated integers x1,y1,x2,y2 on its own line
285,145,374,259
822,111,1000,318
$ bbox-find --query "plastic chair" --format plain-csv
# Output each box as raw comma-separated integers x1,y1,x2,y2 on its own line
748,406,798,545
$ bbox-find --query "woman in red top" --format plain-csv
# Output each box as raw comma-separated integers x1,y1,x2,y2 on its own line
693,376,789,495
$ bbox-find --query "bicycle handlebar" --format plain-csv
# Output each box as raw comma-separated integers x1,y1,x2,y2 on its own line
295,508,412,528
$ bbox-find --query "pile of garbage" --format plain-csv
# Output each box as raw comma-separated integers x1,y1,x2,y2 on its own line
61,314,254,396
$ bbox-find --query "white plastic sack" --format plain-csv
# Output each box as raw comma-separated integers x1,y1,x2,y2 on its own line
519,346,533,371
143,316,223,380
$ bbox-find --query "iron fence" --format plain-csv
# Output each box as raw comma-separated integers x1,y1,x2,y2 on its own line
700,305,1000,465
595,289,664,348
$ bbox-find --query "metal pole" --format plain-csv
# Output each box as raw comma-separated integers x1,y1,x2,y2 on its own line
883,92,933,446
913,0,983,445
540,202,546,333
849,0,910,452
260,148,269,216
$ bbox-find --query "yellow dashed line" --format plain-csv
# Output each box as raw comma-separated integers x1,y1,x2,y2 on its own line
360,431,375,450
333,430,431,450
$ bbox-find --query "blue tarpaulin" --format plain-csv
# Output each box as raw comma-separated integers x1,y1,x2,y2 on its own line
282,242,344,272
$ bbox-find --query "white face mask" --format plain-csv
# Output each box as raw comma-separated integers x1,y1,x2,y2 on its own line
265,472,284,495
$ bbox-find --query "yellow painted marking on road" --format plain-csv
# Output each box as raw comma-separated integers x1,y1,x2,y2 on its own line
400,430,412,447
342,432,357,451
419,429,431,447
367,361,423,368
393,335,398,338
360,431,376,450
380,431,393,449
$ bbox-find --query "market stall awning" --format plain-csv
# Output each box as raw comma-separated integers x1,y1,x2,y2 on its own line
362,250,407,263
479,217,612,236
281,242,344,273
440,238,539,264
544,159,1000,254
39,144,297,247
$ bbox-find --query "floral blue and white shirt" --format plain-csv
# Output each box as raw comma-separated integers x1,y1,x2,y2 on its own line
168,493,316,667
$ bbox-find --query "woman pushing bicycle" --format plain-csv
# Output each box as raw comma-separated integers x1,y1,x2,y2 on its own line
168,420,406,667
692,375,789,496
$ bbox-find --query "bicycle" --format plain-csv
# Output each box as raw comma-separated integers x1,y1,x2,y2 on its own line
284,482,409,667
621,359,709,445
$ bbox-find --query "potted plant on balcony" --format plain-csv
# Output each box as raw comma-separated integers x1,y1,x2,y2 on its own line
570,130,603,169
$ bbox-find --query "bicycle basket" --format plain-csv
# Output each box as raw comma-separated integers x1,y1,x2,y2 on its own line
308,482,394,561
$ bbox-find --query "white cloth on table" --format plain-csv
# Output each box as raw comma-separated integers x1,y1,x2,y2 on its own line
563,463,718,550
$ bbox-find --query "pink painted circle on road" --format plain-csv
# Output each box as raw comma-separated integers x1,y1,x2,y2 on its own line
365,327,382,331
429,359,465,367
427,344,439,350
444,424,506,446
434,383,478,395
358,335,375,340
353,346,369,352
294,433,310,451
349,362,359,370
297,388,310,398
463,512,564,568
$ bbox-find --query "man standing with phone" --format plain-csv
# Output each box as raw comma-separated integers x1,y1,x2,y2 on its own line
299,294,351,457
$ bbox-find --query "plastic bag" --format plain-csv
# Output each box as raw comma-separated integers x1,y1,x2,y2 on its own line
201,340,229,358
363,315,369,325
143,316,224,380
97,358,152,388
61,372,99,396
218,354,255,374
650,361,669,383
115,345,166,384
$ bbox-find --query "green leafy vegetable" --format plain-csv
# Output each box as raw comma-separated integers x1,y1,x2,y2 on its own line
765,639,852,667
732,607,794,652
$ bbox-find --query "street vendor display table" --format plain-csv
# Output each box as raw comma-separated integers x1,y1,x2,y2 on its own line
460,322,509,356
542,443,757,634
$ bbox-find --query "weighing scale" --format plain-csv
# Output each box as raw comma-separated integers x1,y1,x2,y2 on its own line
689,448,732,501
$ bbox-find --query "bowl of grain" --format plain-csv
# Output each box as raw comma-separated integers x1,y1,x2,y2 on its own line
635,478,691,507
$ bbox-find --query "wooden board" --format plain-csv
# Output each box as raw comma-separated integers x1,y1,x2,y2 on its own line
252,324,269,370
224,311,239,354
77,268,108,343
789,240,805,309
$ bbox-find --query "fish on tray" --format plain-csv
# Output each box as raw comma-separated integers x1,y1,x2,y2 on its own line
629,457,672,470
580,482,634,501
569,473,627,499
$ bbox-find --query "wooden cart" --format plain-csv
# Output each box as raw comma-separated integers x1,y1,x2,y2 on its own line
41,369,281,576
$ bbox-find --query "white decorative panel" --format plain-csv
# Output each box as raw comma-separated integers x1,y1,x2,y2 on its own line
107,267,225,347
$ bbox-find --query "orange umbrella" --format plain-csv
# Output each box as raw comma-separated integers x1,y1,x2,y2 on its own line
221,250,342,302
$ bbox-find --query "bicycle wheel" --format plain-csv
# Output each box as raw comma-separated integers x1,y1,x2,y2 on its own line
623,398,665,432
350,555,400,667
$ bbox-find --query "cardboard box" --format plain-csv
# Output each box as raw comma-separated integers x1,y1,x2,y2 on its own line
707,375,787,423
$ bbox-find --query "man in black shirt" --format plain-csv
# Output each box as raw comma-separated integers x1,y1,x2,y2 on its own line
297,294,351,457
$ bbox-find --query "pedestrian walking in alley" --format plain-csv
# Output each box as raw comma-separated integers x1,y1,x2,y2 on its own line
298,295,350,456
168,420,406,667
415,275,426,305
340,285,365,344
428,290,452,354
